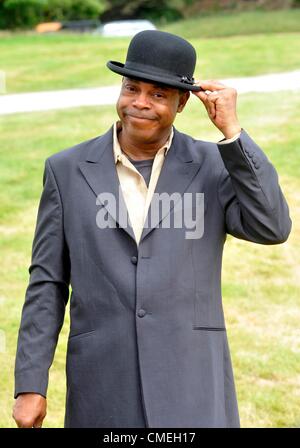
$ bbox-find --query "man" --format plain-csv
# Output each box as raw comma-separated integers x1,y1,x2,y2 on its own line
13,30,291,428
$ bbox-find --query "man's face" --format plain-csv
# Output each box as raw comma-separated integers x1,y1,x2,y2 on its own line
116,77,189,143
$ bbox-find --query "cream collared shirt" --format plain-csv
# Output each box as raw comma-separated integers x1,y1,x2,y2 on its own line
113,122,174,245
113,121,240,245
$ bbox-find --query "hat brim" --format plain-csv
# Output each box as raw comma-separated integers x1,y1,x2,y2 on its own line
107,61,202,92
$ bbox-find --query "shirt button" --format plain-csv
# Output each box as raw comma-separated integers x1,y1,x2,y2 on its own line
131,256,138,265
137,309,146,318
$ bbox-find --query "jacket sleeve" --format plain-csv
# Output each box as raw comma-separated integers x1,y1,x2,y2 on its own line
14,158,70,399
217,129,292,244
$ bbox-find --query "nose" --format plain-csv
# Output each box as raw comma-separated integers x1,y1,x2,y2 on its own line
132,92,151,109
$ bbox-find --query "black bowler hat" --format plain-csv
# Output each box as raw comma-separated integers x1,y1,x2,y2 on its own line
106,30,201,92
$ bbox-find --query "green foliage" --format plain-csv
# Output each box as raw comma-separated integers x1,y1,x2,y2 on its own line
0,0,46,29
0,0,105,29
43,0,105,22
100,0,183,23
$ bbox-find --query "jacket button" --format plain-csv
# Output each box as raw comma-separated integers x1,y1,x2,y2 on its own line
137,309,146,318
131,256,138,265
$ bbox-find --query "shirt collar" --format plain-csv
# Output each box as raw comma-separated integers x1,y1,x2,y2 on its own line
113,121,174,165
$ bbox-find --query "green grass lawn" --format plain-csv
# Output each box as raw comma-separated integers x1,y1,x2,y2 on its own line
0,9,300,93
164,8,300,38
0,90,299,428
0,8,299,427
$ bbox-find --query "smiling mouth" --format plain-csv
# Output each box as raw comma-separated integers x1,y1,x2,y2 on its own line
126,114,156,121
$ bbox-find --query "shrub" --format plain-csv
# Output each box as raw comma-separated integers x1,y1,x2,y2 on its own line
0,0,46,29
0,0,105,29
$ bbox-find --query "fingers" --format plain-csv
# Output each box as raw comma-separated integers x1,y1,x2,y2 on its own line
206,95,217,119
196,79,227,92
14,415,35,428
14,413,45,428
194,88,217,119
193,80,223,106
32,417,44,428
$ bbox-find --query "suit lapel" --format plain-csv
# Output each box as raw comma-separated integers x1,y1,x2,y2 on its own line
78,127,136,242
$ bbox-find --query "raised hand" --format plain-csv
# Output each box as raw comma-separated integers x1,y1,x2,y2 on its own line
193,80,241,139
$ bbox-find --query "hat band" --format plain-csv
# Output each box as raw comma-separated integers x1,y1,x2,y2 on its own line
124,61,195,85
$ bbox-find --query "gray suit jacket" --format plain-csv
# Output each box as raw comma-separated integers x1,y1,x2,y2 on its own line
14,127,291,427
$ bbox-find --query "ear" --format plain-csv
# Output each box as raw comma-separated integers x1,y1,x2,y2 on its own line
177,91,190,113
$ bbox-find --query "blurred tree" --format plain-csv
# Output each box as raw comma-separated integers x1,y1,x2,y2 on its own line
100,0,183,23
44,0,105,22
0,0,46,28
0,0,105,28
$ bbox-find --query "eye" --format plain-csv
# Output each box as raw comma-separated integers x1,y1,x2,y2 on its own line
124,84,136,93
153,92,165,99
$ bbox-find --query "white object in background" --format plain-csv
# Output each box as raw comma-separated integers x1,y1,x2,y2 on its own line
95,20,156,37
